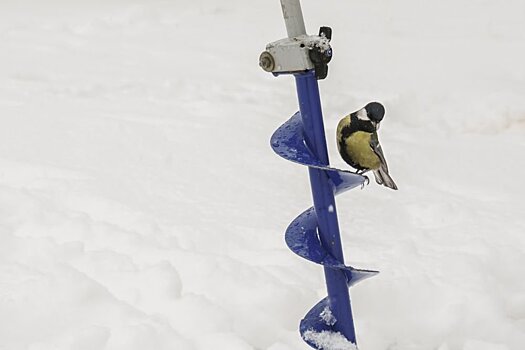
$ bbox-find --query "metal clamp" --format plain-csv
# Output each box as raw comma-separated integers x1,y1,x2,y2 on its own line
259,29,332,79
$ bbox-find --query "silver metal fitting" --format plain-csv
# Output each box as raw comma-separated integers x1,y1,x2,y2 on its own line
260,34,330,75
259,51,275,72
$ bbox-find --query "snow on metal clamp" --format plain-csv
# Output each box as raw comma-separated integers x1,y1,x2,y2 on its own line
260,34,331,78
263,1,378,349
259,1,332,79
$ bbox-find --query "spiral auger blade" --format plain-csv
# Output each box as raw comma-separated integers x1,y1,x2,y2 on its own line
271,112,378,349
271,113,368,196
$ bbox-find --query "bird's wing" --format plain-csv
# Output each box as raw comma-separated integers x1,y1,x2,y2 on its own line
369,132,389,172
370,132,398,190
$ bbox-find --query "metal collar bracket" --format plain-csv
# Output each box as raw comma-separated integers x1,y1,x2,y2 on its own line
260,27,333,80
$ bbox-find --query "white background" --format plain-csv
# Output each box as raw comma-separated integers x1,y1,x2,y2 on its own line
0,0,524,349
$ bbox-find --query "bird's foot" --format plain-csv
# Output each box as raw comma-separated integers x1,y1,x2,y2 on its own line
361,175,370,189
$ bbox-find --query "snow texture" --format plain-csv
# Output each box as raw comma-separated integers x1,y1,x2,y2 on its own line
320,306,337,326
1,0,525,349
303,330,358,350
303,35,332,52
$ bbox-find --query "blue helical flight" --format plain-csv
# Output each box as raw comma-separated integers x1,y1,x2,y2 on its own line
271,111,378,348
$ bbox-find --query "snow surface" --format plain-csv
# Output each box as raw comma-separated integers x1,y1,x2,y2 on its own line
1,0,524,349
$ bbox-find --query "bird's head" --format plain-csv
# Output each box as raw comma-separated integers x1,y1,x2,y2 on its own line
354,102,385,130
365,102,385,123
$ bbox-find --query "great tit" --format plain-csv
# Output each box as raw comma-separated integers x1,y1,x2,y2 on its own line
336,102,398,190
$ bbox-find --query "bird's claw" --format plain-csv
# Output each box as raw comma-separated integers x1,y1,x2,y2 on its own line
361,175,370,189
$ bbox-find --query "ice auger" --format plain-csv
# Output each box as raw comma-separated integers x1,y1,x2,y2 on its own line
260,1,378,348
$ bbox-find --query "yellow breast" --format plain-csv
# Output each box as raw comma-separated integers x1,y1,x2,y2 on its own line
344,131,381,170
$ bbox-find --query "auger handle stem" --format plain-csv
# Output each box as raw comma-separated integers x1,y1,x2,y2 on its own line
280,0,307,38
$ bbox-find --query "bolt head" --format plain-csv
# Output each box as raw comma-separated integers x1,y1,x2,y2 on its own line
259,51,275,72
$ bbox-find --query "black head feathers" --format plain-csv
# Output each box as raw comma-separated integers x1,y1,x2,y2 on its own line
365,102,385,123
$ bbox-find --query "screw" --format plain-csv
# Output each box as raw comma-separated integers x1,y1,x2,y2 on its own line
259,51,275,72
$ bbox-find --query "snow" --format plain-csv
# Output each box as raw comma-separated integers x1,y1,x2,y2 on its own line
320,306,337,326
303,35,332,52
1,0,525,350
303,330,358,350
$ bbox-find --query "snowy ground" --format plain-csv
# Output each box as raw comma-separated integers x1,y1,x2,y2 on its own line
1,1,524,349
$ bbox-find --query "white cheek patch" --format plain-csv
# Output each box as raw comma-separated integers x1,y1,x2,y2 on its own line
356,108,369,121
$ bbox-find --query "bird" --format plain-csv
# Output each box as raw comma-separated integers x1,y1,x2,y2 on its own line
336,102,398,190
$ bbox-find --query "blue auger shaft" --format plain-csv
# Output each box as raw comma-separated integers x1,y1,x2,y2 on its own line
294,71,357,343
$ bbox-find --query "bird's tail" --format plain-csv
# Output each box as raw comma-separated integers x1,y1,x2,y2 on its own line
373,168,398,190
